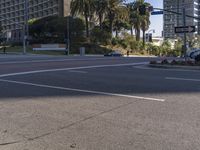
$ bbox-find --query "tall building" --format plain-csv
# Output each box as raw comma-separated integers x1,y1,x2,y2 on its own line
163,0,200,39
0,0,71,41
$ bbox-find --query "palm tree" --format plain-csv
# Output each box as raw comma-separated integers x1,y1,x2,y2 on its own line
106,0,128,35
126,2,135,37
70,0,93,38
140,2,151,47
128,0,150,42
127,1,141,41
94,0,108,30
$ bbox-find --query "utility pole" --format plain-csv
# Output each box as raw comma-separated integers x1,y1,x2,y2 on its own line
67,16,70,56
23,0,28,54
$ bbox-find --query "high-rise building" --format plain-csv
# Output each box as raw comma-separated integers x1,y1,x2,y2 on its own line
0,0,71,41
163,0,200,39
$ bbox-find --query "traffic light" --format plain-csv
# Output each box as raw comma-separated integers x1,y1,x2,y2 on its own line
145,33,149,42
145,33,153,42
149,33,152,42
139,5,146,15
139,5,154,15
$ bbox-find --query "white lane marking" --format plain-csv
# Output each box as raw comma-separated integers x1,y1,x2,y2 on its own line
0,62,148,78
134,66,200,72
166,77,200,82
68,70,88,74
0,79,165,102
0,57,113,65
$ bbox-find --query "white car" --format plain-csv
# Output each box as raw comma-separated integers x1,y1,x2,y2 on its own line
186,48,200,59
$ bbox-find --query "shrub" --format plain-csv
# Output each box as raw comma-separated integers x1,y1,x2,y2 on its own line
161,59,169,64
186,60,195,66
171,60,178,65
149,60,157,64
118,39,128,49
179,61,186,65
111,38,119,46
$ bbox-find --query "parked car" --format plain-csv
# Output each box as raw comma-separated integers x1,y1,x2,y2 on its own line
104,51,123,57
186,48,200,59
195,54,200,62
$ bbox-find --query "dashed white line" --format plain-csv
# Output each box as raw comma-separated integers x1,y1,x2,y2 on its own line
0,79,165,102
166,77,200,82
0,62,148,78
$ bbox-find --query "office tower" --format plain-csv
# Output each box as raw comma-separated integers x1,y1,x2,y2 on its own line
0,0,71,41
163,0,200,39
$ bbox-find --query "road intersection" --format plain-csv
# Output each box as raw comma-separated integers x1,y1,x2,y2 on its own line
0,55,199,150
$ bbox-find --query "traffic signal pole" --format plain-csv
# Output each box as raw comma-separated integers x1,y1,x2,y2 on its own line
151,7,200,57
182,8,187,57
153,7,200,21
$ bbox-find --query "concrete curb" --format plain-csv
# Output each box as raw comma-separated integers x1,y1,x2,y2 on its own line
148,64,200,70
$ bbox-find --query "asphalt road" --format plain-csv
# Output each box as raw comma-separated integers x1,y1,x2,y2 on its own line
0,55,200,150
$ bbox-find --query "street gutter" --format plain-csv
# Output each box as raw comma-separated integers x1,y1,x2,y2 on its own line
148,64,200,70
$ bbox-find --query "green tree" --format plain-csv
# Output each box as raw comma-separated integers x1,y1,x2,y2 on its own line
70,0,94,38
91,26,112,45
113,19,129,38
190,35,200,48
29,16,85,43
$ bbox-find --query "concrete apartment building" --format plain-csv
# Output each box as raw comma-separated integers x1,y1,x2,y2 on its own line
0,0,71,41
163,0,200,39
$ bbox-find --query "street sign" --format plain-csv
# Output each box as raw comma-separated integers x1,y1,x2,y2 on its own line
175,26,196,33
151,11,163,15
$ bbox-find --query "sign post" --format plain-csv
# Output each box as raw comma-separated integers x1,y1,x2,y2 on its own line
175,24,195,57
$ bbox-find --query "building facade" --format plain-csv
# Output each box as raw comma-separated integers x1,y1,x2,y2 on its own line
163,0,200,39
0,0,71,41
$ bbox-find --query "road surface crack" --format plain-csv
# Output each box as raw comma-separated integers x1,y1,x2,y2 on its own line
24,101,134,142
0,140,21,146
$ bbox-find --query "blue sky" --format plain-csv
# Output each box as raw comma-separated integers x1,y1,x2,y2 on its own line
127,0,163,37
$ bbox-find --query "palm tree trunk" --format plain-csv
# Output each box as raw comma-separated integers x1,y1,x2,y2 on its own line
85,14,89,38
99,14,103,30
130,26,133,36
142,29,145,47
116,30,118,38
109,13,114,37
109,20,113,37
136,28,140,41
